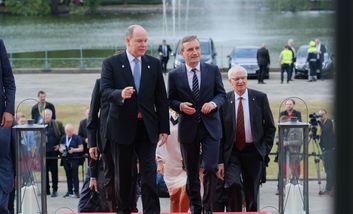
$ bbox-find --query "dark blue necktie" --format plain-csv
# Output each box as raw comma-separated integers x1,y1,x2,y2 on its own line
192,69,200,101
133,58,141,93
192,69,201,122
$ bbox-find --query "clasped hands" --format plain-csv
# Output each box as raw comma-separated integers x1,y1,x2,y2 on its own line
180,102,216,115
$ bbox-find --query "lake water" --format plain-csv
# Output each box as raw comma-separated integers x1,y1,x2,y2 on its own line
0,0,334,67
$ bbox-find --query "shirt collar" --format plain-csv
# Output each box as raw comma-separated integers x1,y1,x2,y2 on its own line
234,89,249,101
126,50,141,63
185,62,201,73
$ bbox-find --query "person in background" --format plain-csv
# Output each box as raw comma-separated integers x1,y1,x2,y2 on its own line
287,39,296,81
279,45,293,84
217,65,275,212
60,124,83,198
307,41,318,82
279,99,302,122
31,90,56,124
315,38,327,79
158,39,172,73
44,108,64,198
318,109,335,196
256,43,270,84
156,110,189,212
0,38,16,214
78,108,89,167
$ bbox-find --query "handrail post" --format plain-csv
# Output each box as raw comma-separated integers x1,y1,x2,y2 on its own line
80,47,84,69
44,49,49,70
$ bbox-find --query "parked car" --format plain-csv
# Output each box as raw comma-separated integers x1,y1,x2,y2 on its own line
227,46,268,79
173,38,217,68
294,45,334,79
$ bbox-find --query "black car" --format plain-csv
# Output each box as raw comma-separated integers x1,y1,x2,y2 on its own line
173,38,217,68
227,46,269,79
294,45,334,79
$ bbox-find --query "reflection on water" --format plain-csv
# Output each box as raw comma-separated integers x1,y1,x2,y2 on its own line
0,0,334,67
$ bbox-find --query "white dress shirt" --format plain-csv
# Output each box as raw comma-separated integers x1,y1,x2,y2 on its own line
126,50,141,75
185,63,201,90
234,89,254,143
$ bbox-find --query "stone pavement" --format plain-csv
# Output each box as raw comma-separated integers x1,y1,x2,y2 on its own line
47,180,333,214
14,72,334,105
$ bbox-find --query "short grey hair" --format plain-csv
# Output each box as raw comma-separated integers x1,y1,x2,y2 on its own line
126,24,143,38
180,35,199,51
227,65,248,80
44,108,53,116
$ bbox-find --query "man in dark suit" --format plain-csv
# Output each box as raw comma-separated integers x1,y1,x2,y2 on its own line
0,39,16,214
158,39,172,73
315,38,327,78
82,78,116,212
256,43,270,84
100,25,170,214
168,35,226,214
31,90,56,124
217,65,275,211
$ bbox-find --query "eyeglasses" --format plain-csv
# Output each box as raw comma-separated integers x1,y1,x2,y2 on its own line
230,76,247,81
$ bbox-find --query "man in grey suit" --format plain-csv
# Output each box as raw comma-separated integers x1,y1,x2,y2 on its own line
217,65,275,211
0,39,16,214
168,35,226,214
100,25,170,214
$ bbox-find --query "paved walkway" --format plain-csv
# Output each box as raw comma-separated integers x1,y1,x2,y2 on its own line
47,180,333,214
14,72,333,105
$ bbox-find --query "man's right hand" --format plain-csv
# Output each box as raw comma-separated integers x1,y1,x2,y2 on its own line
89,147,99,160
180,102,196,115
217,164,225,180
121,86,135,100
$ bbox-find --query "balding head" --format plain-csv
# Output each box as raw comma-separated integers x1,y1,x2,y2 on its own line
44,108,53,123
65,124,74,137
125,25,148,57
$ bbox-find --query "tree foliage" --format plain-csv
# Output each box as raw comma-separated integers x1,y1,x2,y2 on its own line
5,0,50,16
266,0,310,12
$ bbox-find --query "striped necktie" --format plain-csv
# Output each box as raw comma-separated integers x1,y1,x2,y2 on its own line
191,69,200,101
191,69,201,122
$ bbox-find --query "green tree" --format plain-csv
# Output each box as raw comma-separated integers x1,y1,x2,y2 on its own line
5,0,50,16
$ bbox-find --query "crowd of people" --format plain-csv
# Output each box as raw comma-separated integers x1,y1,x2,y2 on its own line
0,25,335,214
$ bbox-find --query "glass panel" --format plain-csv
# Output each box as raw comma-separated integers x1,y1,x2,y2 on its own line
18,130,43,214
281,127,306,214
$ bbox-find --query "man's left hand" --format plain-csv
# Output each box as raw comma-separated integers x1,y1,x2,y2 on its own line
1,112,13,128
201,102,216,114
158,133,168,147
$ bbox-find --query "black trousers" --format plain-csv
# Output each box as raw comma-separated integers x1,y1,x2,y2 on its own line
180,122,219,214
225,144,263,212
46,158,58,192
63,158,80,194
111,120,159,214
258,65,267,83
160,56,169,73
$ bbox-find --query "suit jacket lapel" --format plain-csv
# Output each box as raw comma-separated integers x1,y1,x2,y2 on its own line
181,65,194,99
120,52,135,88
199,63,207,99
229,92,236,129
139,56,150,94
